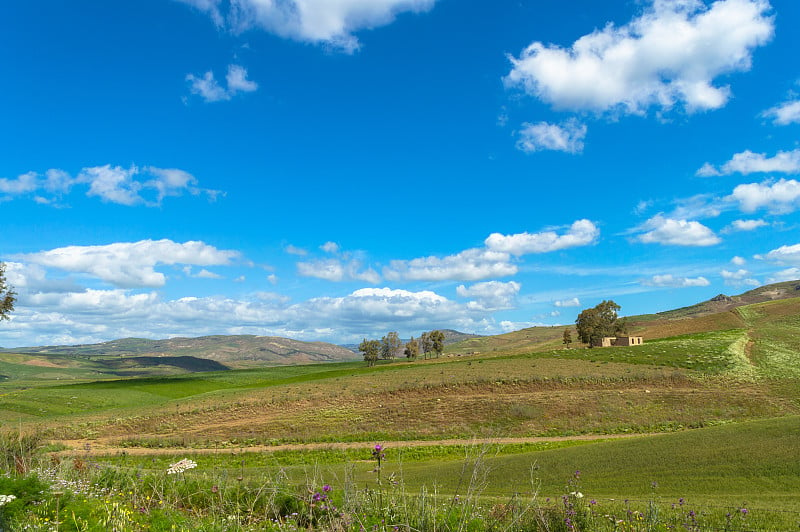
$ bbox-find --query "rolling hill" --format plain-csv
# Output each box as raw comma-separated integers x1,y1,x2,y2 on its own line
0,334,359,368
446,279,800,354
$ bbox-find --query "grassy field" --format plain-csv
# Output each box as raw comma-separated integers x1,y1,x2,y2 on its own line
0,294,799,529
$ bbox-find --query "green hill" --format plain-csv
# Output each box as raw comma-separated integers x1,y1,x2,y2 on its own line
0,334,359,368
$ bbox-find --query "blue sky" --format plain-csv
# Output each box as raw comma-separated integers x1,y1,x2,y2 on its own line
2,0,800,347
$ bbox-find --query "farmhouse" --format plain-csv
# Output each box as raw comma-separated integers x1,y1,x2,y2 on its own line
592,335,644,347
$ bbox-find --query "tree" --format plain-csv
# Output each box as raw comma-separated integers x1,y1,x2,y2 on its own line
420,332,433,359
359,338,381,367
562,328,572,347
404,337,419,359
0,263,15,322
429,330,445,358
575,300,624,347
380,331,402,360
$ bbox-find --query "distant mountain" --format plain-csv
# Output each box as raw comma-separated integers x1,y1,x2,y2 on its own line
0,335,360,367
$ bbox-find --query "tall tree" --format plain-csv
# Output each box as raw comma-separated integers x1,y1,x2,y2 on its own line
0,263,15,322
575,300,622,347
380,331,402,360
429,330,445,358
420,332,432,359
404,337,419,359
359,338,381,367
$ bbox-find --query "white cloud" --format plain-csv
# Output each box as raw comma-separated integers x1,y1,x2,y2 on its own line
144,166,218,202
384,248,516,282
297,258,380,284
186,64,258,103
766,268,800,283
759,243,800,266
20,240,240,288
226,64,258,93
0,164,217,206
731,256,746,265
177,0,437,53
267,274,278,285
642,274,710,287
720,268,760,287
697,149,800,176
485,219,599,255
0,172,39,195
285,245,308,256
505,0,773,115
729,178,800,213
0,278,521,347
195,269,223,279
516,120,587,154
553,297,581,308
320,241,340,254
724,219,768,232
762,99,800,125
636,215,721,246
456,281,521,311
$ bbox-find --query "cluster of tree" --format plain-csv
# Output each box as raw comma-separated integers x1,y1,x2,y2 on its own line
358,329,446,366
575,300,627,347
0,263,15,322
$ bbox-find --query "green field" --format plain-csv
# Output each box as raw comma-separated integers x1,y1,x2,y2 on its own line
0,294,799,529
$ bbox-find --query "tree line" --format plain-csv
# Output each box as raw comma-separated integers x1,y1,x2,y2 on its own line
358,330,445,367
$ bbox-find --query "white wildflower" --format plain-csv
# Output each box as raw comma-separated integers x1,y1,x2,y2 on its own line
0,494,16,505
167,458,197,475
570,491,584,498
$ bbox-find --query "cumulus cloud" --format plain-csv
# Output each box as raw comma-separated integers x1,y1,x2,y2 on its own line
758,243,800,266
762,99,800,125
766,268,800,283
177,0,437,53
697,149,800,176
516,120,587,154
0,275,519,347
731,256,747,265
729,178,800,214
485,219,599,255
296,258,380,284
635,215,721,246
0,165,217,206
642,274,710,287
456,281,521,311
186,64,257,103
384,248,517,282
505,0,773,115
320,241,340,254
19,240,240,288
553,297,581,308
720,268,760,287
723,219,768,232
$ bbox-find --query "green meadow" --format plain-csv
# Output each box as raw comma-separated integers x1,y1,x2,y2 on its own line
0,295,799,529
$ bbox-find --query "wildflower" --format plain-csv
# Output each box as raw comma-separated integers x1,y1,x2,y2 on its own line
166,458,197,475
322,484,332,492
570,491,584,498
0,495,16,506
740,508,749,516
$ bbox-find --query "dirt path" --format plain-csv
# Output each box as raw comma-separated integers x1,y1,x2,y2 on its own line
53,433,655,457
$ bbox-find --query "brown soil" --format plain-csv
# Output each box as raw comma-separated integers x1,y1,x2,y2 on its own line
52,433,649,458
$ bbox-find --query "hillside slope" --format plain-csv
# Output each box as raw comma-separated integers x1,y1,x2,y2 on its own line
0,335,359,367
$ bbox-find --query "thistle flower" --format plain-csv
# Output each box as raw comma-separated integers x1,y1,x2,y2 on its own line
166,458,197,475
